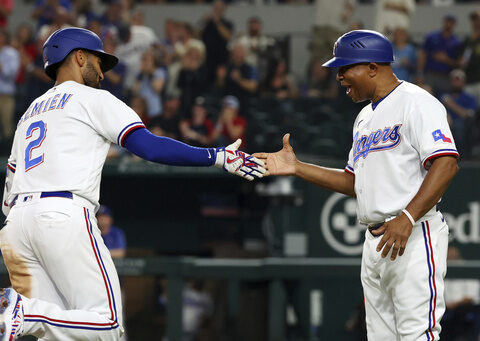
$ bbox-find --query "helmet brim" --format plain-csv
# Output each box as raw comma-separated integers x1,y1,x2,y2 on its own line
322,57,365,68
97,51,118,74
322,56,393,68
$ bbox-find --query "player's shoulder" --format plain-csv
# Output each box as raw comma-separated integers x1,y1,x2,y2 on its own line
60,81,120,103
396,82,447,122
396,81,441,106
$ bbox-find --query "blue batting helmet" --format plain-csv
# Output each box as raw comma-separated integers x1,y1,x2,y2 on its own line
43,27,118,80
322,30,394,68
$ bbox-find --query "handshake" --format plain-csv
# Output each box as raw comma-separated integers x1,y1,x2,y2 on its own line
215,139,265,181
214,134,296,181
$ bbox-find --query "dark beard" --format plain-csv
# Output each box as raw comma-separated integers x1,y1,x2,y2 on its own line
82,61,101,89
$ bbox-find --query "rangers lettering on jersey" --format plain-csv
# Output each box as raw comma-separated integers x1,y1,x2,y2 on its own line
352,124,402,163
18,93,73,126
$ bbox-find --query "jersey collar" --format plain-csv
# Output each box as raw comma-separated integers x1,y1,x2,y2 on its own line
371,81,403,111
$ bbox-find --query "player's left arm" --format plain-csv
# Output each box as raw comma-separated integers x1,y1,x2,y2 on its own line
373,156,458,260
123,128,266,181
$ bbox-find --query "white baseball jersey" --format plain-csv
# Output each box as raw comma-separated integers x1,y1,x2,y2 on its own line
6,80,145,208
344,81,459,224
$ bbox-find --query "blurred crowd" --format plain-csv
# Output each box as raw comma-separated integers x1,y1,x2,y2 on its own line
2,0,480,158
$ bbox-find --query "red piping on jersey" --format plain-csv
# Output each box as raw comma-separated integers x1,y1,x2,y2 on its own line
119,124,145,147
422,152,459,170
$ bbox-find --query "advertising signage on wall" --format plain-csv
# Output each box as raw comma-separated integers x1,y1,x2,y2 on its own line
307,164,480,259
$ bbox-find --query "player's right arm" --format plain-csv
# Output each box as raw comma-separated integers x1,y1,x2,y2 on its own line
253,134,356,197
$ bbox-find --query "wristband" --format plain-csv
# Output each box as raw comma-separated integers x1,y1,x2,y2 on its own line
402,209,415,226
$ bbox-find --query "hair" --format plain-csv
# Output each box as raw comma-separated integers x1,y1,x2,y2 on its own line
0,28,11,45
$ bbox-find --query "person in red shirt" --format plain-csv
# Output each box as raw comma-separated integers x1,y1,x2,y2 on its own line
211,95,247,148
0,0,13,28
180,96,215,147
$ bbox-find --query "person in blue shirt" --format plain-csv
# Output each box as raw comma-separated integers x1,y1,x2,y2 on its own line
96,205,127,259
441,69,478,158
417,15,462,97
392,27,416,82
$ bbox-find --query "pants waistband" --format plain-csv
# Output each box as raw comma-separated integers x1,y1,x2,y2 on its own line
11,191,95,212
365,205,440,236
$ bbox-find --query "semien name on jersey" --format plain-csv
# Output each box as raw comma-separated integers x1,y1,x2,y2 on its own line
18,93,74,127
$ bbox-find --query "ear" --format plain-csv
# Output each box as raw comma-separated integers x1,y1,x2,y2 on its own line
74,50,87,67
368,63,379,77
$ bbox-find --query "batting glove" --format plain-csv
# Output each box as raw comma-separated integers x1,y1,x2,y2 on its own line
215,139,266,181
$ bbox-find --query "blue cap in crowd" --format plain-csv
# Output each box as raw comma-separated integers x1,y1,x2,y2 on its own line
223,96,239,110
97,205,113,217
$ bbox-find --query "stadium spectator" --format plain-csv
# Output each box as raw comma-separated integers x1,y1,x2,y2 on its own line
374,0,415,38
417,14,462,97
180,96,215,147
101,35,127,102
0,29,20,141
11,24,37,118
36,5,74,42
177,43,208,117
218,42,258,116
132,48,167,118
460,10,480,106
32,0,73,28
233,16,274,84
441,246,480,340
72,0,96,28
311,0,356,62
130,95,149,125
23,31,54,107
262,58,298,99
211,95,246,148
148,95,182,139
96,205,127,259
116,22,158,90
86,15,115,42
304,59,338,100
99,0,124,31
174,22,205,61
199,0,234,84
441,69,477,158
160,18,180,65
0,0,13,29
391,27,416,82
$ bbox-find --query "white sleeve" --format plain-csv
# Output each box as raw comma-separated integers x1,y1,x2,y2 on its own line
85,90,145,147
345,147,354,175
407,96,459,170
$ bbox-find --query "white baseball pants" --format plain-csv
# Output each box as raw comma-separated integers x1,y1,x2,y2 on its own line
0,193,123,340
361,211,448,341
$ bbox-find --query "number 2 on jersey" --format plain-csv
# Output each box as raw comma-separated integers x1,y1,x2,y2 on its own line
25,121,47,172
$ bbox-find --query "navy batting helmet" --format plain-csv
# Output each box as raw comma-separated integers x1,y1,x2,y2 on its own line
322,30,394,68
43,27,118,80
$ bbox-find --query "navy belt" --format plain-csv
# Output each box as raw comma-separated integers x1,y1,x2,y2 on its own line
11,191,73,207
39,191,73,199
368,222,384,237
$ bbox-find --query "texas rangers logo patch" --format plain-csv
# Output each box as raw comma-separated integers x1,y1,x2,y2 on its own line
432,129,452,143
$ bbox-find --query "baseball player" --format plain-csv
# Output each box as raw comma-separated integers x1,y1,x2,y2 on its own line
255,30,459,340
0,27,265,341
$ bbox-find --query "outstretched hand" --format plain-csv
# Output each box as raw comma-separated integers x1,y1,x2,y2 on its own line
253,133,298,176
215,139,266,181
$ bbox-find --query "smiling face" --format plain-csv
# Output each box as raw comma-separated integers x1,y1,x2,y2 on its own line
336,63,374,103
